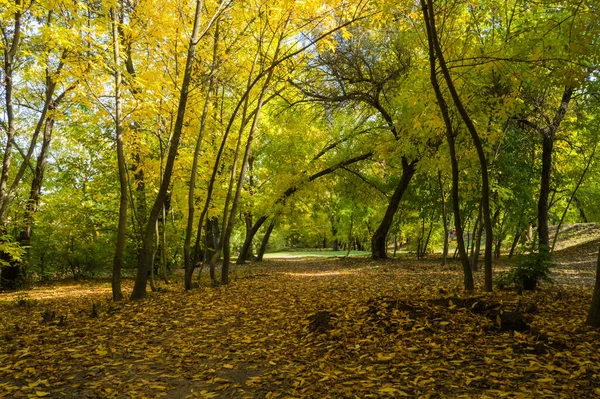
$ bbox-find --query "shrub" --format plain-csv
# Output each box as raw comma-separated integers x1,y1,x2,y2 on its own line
496,246,553,291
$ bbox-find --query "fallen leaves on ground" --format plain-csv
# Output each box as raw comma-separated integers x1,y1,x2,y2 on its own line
1,257,600,398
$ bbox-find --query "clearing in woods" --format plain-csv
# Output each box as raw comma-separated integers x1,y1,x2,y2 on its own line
1,237,600,398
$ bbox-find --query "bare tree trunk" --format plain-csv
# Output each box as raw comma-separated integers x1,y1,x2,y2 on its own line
371,158,416,259
508,227,523,259
421,218,435,258
472,209,484,272
237,216,268,264
256,221,275,262
149,219,158,292
221,17,291,283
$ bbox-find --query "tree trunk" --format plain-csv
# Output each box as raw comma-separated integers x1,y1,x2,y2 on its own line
205,217,219,284
469,210,480,271
111,6,126,301
508,227,523,259
586,245,600,327
0,3,22,223
221,70,271,284
221,24,287,284
244,213,255,260
160,204,168,283
421,218,435,258
424,0,491,291
184,23,218,290
538,134,553,253
257,221,275,262
237,215,268,264
537,86,574,254
131,0,205,299
371,158,416,259
438,171,449,265
421,0,473,289
20,116,54,245
573,196,588,223
472,211,484,272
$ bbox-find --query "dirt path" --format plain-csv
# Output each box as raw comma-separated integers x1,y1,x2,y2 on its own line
1,256,600,398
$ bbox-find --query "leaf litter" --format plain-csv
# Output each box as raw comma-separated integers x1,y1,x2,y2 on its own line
1,257,600,398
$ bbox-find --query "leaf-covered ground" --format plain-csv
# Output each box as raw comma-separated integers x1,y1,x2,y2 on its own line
1,257,600,398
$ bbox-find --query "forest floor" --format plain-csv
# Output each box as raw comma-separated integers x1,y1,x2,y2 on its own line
1,234,600,398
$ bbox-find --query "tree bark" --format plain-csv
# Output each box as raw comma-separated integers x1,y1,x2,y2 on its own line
371,158,416,259
472,209,484,272
256,221,275,262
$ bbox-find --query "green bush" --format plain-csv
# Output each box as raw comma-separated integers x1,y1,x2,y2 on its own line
496,246,553,291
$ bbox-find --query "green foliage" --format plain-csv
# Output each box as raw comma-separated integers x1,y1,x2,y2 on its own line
0,236,25,268
496,245,553,290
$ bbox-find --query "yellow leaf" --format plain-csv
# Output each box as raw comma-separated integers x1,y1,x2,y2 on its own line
35,392,50,397
378,387,410,396
376,353,395,362
536,378,555,383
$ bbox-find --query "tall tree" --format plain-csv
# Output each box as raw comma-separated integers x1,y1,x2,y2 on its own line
110,3,127,301
422,0,492,291
131,0,226,299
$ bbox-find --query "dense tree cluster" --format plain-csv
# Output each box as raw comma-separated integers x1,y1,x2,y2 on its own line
1,0,600,322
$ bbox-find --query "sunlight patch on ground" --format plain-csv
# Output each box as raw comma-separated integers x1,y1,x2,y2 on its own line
0,284,115,303
264,250,371,259
281,270,358,278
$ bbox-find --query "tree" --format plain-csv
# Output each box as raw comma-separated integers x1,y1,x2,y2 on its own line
131,0,227,299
